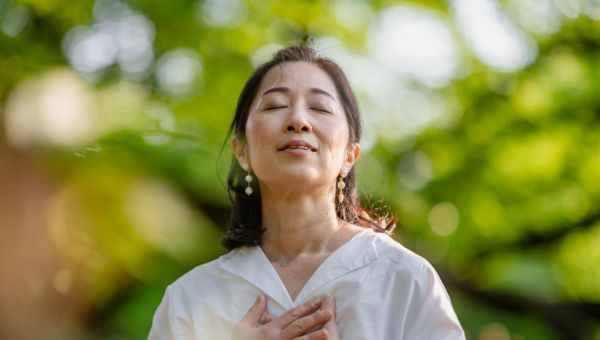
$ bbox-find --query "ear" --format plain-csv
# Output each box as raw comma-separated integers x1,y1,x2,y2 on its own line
342,143,360,175
232,136,249,169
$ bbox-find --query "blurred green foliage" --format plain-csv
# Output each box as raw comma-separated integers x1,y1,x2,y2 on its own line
1,0,599,339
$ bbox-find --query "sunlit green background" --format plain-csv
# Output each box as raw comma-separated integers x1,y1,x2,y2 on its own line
1,0,599,339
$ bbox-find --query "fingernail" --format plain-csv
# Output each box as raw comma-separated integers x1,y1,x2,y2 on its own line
325,294,333,303
312,297,322,305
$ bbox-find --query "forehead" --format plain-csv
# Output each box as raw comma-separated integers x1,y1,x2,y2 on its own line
257,62,339,99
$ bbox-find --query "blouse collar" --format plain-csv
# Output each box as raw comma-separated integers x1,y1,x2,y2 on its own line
219,229,378,310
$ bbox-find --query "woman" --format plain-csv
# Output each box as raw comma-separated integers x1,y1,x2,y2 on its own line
149,45,465,339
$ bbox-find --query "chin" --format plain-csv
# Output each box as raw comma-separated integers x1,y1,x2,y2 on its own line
262,170,323,187
281,171,316,183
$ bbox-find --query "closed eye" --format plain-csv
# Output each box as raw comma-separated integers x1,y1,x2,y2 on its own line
264,106,287,111
310,107,331,114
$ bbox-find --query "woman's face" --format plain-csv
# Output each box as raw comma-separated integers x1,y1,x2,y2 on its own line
233,62,359,193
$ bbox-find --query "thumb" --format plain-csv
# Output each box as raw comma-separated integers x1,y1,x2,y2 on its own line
321,294,339,336
240,294,267,326
320,294,336,314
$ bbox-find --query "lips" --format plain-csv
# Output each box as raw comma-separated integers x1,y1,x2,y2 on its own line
278,140,317,152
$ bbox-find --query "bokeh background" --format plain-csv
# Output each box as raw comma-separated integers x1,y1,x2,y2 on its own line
1,0,600,339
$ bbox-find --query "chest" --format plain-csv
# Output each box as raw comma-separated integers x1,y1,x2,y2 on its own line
272,253,331,301
195,265,406,340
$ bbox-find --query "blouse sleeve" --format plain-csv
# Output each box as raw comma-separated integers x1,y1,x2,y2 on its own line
405,262,466,340
148,285,195,340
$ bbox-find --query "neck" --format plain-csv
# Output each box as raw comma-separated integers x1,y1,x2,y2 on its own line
259,185,341,264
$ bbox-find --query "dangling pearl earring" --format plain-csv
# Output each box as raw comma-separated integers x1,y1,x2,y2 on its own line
241,164,253,196
337,172,346,203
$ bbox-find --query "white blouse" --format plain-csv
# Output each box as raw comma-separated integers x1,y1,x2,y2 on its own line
148,229,465,339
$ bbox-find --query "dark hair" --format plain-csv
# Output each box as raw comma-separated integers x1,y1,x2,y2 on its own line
222,45,396,250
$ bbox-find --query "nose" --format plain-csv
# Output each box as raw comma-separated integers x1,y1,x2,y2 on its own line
285,105,312,133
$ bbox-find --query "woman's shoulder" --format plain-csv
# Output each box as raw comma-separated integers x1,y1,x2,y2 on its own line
167,248,243,292
365,230,437,278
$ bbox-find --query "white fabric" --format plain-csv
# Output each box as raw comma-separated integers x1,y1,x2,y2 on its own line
148,229,465,340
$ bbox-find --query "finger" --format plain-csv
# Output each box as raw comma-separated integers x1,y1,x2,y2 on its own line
274,297,322,328
240,294,267,326
319,294,336,314
294,328,328,340
283,309,332,338
259,313,272,325
320,295,339,337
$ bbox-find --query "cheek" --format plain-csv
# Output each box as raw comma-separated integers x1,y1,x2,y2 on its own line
322,125,350,161
244,115,277,162
245,116,267,145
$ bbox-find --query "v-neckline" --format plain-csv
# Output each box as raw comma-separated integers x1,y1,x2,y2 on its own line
261,228,373,302
220,228,377,310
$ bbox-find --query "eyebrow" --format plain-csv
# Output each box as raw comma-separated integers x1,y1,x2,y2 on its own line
262,86,335,100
